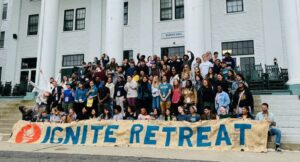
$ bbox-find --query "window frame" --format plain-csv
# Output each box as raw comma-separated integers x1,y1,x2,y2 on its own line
161,46,185,58
63,9,74,31
75,8,86,30
0,31,5,48
160,0,173,21
175,0,184,19
221,40,254,56
62,54,85,67
226,0,244,13
27,14,39,36
2,3,7,20
124,2,129,25
21,58,37,70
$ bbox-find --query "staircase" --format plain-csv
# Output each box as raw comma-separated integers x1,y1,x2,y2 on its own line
0,96,299,150
0,98,35,141
254,95,300,150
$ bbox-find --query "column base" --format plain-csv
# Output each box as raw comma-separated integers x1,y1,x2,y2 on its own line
288,84,300,95
23,92,37,101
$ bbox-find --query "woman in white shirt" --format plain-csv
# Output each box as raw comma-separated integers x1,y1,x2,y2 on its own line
124,75,138,107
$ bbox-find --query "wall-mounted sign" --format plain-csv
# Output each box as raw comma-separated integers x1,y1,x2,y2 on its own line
161,31,184,39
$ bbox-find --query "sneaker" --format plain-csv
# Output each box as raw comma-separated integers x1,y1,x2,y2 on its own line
275,147,282,152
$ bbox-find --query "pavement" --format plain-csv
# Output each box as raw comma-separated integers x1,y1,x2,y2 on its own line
0,142,299,162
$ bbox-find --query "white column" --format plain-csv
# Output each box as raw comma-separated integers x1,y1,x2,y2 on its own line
184,0,205,56
36,0,59,91
280,0,300,85
105,0,124,64
139,0,153,57
4,0,21,85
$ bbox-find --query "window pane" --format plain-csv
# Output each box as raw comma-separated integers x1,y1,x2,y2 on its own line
76,8,86,30
160,0,172,21
64,10,74,31
27,15,39,35
221,40,254,56
62,54,84,67
227,0,243,13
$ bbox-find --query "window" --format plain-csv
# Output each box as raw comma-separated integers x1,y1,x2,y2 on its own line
123,50,133,60
160,0,172,21
2,3,7,20
21,58,37,69
226,0,243,13
27,14,39,35
62,54,84,67
0,32,5,48
222,40,254,56
75,8,86,30
64,9,74,31
124,2,128,25
161,46,185,58
175,0,184,19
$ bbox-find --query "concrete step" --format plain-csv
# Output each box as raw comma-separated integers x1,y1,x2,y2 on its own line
281,135,300,144
275,116,300,122
0,127,13,134
271,110,300,115
0,112,21,118
0,133,11,142
279,128,300,135
0,119,19,125
277,121,300,128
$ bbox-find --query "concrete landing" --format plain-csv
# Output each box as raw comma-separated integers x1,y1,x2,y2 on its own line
0,142,298,162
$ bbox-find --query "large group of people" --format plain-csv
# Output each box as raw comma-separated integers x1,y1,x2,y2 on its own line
18,51,282,151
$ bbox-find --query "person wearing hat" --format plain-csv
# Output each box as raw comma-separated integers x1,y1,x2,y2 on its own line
181,50,195,71
222,52,236,70
232,81,254,114
187,105,201,123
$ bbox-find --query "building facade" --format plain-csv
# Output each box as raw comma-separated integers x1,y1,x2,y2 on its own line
0,0,299,93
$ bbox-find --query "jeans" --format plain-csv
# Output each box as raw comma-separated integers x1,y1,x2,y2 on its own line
269,128,282,145
152,96,160,110
116,96,125,116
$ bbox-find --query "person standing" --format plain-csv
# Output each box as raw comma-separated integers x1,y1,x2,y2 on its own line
114,76,126,116
60,83,75,113
256,103,282,152
232,81,254,114
151,76,161,110
215,85,230,115
74,82,88,115
124,75,138,109
158,75,173,115
137,76,152,113
200,53,214,78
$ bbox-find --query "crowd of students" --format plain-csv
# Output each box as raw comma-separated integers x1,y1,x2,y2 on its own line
18,51,282,151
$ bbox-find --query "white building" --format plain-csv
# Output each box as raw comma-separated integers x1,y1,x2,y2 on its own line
0,0,299,93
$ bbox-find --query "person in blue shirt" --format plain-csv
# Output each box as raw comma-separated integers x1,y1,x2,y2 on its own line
86,81,98,115
158,75,172,115
176,106,188,121
256,103,282,152
187,105,201,123
74,82,88,115
215,85,230,115
60,83,74,113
